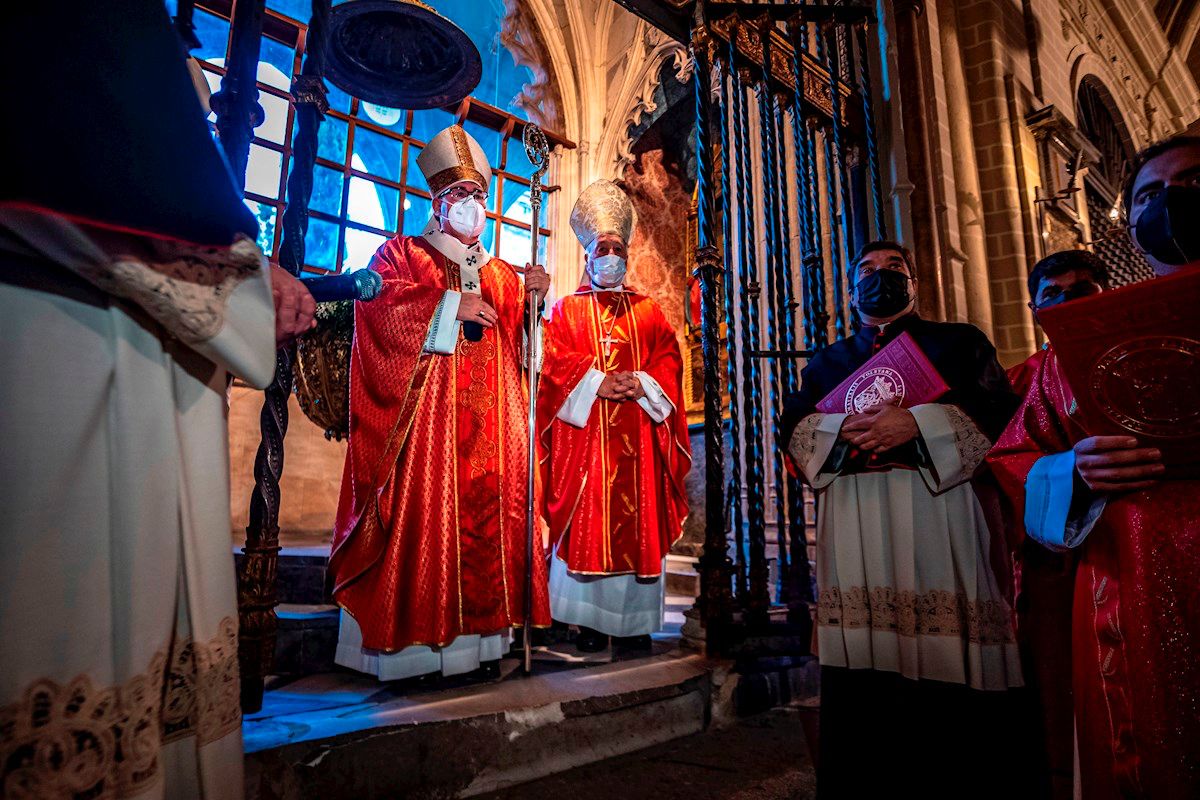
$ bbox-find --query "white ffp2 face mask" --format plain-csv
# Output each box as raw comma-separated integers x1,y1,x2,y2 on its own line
589,254,627,288
443,196,486,240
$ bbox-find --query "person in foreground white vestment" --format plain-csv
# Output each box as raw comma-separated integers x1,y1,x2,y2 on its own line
537,180,691,654
0,3,314,796
780,241,1032,798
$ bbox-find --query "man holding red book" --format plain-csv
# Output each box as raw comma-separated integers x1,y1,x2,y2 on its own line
782,240,1025,798
988,135,1200,799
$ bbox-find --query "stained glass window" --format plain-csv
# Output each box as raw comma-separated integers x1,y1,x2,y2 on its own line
185,0,560,274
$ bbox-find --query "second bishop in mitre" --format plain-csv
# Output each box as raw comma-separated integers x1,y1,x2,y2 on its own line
330,124,551,680
538,180,691,652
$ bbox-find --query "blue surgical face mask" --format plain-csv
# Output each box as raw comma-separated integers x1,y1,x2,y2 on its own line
589,254,627,288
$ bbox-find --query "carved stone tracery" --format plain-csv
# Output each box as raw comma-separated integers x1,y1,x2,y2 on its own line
501,0,565,132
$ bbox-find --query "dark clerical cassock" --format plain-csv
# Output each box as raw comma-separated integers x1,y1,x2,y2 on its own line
781,313,1030,798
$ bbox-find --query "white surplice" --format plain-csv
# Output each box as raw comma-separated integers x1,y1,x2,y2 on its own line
0,208,276,799
789,403,1022,691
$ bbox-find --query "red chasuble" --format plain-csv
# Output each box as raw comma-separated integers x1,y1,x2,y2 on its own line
329,235,550,653
987,347,1200,799
537,289,691,577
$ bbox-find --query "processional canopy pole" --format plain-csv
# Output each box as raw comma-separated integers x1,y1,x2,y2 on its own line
521,122,550,675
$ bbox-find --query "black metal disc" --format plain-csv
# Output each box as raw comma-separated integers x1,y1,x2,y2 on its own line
325,0,482,111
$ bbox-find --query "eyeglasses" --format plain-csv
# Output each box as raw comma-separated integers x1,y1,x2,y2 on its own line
439,186,489,204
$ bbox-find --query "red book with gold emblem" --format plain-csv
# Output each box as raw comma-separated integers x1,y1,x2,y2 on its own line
1037,267,1200,470
816,330,950,414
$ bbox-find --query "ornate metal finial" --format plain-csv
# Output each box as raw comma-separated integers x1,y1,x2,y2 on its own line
522,122,550,212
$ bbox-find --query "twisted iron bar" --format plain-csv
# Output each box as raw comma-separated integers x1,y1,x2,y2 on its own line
817,27,848,339
692,15,734,650
719,38,746,604
732,61,756,608
787,17,818,351
754,23,791,607
239,0,332,715
734,60,770,623
806,122,829,344
856,21,887,239
828,22,858,333
771,94,813,613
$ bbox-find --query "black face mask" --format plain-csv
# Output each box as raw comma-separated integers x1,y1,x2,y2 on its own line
855,269,912,318
1132,185,1200,266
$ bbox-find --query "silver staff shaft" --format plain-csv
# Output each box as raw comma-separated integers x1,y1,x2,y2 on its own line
522,123,550,676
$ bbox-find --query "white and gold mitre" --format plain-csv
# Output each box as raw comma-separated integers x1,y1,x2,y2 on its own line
570,179,636,251
416,124,492,196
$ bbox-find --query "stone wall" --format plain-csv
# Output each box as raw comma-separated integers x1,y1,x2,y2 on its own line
887,0,1198,365
229,385,345,543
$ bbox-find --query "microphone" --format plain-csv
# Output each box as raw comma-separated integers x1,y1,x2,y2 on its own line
463,321,484,342
300,269,383,303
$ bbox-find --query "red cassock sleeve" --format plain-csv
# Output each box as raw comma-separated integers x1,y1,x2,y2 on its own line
985,348,1076,549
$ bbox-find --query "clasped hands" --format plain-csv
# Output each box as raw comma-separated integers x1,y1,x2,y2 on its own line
838,402,919,453
598,371,646,402
456,263,549,329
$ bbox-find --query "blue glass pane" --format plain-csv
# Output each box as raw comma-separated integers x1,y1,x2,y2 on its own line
267,0,313,22
427,0,535,116
246,144,283,199
260,37,296,82
258,91,290,144
358,102,406,132
352,127,403,183
410,107,457,146
497,223,548,267
315,116,348,164
244,200,277,257
502,183,532,224
164,0,178,17
193,8,230,63
478,218,496,255
498,222,529,266
324,79,352,115
403,193,432,234
506,145,538,180
406,145,427,192
304,217,340,271
463,120,501,166
348,176,399,233
343,228,390,272
309,165,344,217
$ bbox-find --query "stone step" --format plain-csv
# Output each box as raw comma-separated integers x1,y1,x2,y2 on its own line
244,651,715,799
664,553,699,597
273,603,340,677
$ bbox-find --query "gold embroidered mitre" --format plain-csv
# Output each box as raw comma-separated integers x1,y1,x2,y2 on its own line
416,124,492,196
570,179,636,251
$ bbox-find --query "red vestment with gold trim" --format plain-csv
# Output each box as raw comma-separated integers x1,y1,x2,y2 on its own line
988,346,1200,799
537,289,691,577
329,235,550,653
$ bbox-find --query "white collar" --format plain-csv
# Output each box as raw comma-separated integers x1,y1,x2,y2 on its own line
420,218,487,294
420,218,487,266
